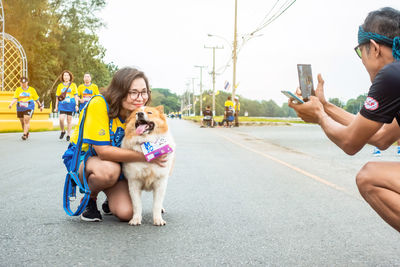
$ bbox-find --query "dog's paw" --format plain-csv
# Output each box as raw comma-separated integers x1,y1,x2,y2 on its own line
161,208,166,213
153,217,166,226
129,216,142,226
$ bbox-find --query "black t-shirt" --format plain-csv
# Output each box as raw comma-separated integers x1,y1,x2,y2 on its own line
360,61,400,125
203,109,212,116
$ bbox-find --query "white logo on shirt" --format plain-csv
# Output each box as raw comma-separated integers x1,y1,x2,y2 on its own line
364,97,379,111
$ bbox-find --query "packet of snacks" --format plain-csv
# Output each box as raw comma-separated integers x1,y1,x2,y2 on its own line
141,137,173,162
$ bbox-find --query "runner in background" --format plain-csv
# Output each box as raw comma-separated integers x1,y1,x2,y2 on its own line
8,77,43,140
54,70,78,142
77,73,99,111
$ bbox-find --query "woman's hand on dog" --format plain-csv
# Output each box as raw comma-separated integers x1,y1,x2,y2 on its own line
152,155,168,167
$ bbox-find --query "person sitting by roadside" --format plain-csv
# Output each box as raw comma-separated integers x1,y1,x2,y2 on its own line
289,7,400,232
225,106,235,127
201,105,214,127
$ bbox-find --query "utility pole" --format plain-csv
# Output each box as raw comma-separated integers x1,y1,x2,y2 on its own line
232,0,239,126
204,45,223,115
191,77,196,116
185,81,191,116
194,65,206,116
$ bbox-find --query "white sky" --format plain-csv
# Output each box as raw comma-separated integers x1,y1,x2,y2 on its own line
98,0,400,105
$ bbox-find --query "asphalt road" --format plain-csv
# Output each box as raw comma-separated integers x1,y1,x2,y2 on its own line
0,119,399,266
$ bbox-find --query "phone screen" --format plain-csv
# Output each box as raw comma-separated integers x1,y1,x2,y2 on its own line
281,90,304,104
297,64,315,101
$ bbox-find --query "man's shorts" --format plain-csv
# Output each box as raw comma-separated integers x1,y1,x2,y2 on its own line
60,111,74,116
17,109,34,118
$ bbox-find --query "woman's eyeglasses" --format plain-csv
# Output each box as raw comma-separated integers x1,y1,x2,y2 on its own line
128,90,148,99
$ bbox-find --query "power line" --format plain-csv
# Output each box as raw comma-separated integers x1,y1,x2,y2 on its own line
215,0,297,74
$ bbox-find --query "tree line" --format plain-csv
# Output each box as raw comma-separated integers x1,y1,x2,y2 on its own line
162,89,368,117
4,0,116,107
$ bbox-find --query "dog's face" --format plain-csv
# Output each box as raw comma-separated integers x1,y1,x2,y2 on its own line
125,105,168,137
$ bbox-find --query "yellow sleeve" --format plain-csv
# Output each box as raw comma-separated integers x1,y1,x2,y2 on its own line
71,83,78,95
56,84,62,96
82,96,110,145
13,87,21,99
30,87,39,101
77,85,83,98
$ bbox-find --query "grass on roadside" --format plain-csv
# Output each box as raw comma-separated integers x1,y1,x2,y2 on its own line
183,116,306,124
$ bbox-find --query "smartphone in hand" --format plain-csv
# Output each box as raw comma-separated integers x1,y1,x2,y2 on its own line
297,64,315,101
281,90,304,104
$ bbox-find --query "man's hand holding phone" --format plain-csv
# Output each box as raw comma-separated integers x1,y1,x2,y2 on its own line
289,96,326,123
315,74,327,106
281,90,304,104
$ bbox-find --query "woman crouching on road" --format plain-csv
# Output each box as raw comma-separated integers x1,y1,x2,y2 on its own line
64,67,168,222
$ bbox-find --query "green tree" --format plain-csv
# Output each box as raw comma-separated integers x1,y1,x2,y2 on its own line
344,94,367,114
329,98,344,108
4,0,113,107
151,88,181,114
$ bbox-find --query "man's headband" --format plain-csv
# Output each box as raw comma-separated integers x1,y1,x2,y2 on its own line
358,26,400,60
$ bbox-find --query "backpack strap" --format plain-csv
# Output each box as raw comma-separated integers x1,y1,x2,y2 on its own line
63,95,108,216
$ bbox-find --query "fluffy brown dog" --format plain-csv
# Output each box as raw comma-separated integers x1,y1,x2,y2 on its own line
122,106,175,226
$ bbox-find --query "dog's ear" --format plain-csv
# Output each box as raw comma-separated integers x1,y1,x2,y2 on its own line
155,105,164,114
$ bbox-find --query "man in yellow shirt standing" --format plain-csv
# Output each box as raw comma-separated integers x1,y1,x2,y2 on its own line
223,96,235,127
8,77,43,140
77,73,100,111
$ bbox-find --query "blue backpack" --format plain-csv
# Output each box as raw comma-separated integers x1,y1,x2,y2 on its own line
62,95,108,216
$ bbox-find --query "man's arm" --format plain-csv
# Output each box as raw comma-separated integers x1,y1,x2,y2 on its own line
322,102,400,149
368,119,400,149
323,102,355,126
313,73,400,148
290,96,383,155
319,112,382,155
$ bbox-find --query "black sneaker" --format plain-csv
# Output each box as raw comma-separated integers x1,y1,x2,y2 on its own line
80,198,102,222
102,199,112,215
59,131,66,139
66,135,70,142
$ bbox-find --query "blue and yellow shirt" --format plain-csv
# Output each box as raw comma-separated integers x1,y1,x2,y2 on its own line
13,86,39,112
224,100,234,109
234,102,240,111
70,96,126,152
56,82,78,112
77,83,100,111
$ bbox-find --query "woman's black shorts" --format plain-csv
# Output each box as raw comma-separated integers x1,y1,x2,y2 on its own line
17,109,34,118
60,111,73,116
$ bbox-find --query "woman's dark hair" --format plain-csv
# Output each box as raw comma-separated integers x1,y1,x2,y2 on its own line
60,70,74,82
363,7,400,41
102,67,151,118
